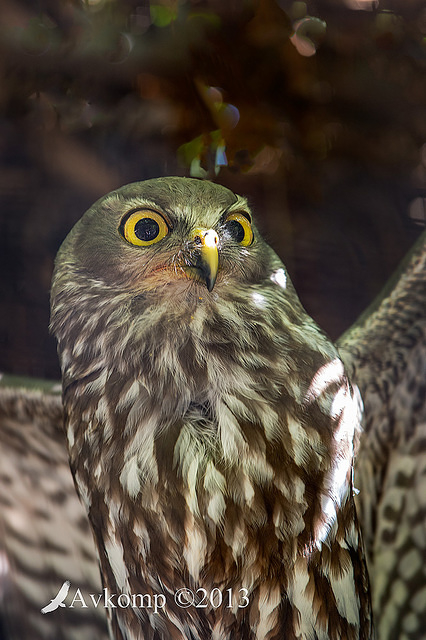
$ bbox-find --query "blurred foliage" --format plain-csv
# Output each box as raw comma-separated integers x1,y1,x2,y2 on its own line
1,0,425,179
0,0,425,376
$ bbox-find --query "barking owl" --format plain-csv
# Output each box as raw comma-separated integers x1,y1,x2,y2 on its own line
50,177,373,640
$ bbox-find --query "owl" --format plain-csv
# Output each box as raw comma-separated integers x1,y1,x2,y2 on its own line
49,177,372,640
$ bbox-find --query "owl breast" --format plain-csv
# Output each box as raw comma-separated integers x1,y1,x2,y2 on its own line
59,285,366,640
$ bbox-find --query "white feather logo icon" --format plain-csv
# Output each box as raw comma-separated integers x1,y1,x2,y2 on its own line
41,581,71,614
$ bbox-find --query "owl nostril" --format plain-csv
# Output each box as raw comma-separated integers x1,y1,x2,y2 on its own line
202,230,219,248
193,230,218,247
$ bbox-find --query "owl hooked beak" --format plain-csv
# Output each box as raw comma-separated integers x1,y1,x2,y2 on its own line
190,229,219,292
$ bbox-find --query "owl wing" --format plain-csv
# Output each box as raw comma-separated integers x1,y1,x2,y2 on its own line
0,383,108,640
338,229,426,640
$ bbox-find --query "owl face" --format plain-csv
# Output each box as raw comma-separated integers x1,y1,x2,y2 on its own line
60,177,271,303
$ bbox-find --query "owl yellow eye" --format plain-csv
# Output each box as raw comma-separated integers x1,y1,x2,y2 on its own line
121,210,169,246
224,212,253,247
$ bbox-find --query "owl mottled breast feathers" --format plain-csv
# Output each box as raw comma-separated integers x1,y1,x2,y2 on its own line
50,178,372,639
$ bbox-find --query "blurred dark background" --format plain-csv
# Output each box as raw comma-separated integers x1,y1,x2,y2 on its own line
0,0,425,380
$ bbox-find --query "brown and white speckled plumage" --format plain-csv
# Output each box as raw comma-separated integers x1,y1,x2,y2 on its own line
50,177,372,640
339,230,426,640
0,384,108,640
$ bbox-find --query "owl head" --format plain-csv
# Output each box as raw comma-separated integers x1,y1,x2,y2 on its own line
52,177,280,304
50,177,311,390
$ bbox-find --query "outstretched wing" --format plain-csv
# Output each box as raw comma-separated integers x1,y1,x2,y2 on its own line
338,230,426,640
0,383,108,639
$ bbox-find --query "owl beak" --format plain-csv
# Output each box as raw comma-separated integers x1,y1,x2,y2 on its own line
191,229,219,292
